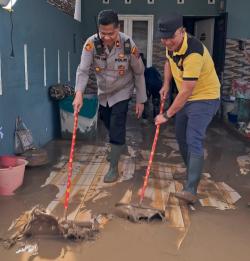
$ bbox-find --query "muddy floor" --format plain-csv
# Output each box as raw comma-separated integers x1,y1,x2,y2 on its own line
0,106,250,261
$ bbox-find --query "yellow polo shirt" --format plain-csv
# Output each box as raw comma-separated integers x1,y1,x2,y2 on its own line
166,32,220,101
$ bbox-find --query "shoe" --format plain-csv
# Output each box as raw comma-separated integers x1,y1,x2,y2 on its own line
174,191,198,204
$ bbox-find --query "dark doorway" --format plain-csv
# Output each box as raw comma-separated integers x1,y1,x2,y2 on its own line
183,14,228,81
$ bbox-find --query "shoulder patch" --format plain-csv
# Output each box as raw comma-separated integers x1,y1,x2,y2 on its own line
84,40,94,52
185,36,204,57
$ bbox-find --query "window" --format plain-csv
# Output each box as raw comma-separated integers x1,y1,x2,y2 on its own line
47,0,75,17
118,15,154,66
103,0,109,4
147,0,154,4
125,0,131,4
208,0,215,4
177,0,184,4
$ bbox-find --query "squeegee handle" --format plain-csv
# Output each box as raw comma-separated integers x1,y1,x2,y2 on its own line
139,99,165,204
63,112,79,220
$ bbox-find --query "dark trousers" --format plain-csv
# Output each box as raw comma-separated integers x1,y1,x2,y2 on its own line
99,99,129,145
146,84,161,100
175,99,220,157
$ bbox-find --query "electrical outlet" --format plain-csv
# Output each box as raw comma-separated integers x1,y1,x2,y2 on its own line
208,0,215,4
177,0,184,4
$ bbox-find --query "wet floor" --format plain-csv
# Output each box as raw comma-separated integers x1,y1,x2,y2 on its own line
1,106,250,261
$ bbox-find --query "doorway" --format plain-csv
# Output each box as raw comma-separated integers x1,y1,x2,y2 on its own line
183,14,228,81
118,15,154,66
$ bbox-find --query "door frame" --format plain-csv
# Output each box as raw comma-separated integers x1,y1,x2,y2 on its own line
118,14,154,66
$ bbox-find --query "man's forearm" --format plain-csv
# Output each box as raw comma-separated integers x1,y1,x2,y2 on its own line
75,65,89,93
134,74,147,104
167,90,191,117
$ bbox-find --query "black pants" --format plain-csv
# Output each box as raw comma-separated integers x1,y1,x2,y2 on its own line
146,84,161,100
99,99,129,145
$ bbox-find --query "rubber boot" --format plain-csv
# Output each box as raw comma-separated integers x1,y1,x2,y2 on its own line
104,144,124,183
185,153,204,195
106,144,128,162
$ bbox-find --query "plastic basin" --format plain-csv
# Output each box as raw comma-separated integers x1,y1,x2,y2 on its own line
0,159,28,196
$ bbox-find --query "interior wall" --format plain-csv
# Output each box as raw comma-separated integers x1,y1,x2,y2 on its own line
223,0,250,96
0,0,83,154
226,0,250,39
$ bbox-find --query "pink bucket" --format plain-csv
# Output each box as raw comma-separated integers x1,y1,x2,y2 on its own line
0,155,18,168
0,158,28,196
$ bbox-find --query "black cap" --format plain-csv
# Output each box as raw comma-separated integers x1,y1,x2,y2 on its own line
156,13,183,39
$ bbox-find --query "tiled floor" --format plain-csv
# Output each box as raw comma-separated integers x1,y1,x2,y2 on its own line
0,108,250,260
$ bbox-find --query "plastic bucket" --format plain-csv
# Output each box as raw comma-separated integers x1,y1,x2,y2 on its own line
0,159,28,196
0,155,18,168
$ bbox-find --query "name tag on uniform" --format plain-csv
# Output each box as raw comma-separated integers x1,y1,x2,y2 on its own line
115,58,128,62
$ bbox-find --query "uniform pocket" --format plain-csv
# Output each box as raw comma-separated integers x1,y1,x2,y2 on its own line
94,57,107,72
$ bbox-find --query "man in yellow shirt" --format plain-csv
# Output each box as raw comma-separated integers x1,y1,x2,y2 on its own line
155,13,220,203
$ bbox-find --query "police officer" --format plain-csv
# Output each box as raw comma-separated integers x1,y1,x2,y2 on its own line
155,13,220,203
73,10,147,183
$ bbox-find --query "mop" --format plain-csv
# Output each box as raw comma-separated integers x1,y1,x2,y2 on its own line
0,112,99,249
115,99,166,222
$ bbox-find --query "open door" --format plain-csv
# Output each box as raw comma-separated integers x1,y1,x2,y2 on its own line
194,18,215,55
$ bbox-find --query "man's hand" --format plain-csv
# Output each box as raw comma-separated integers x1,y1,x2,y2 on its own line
73,91,83,113
136,103,144,119
155,113,168,125
159,86,169,101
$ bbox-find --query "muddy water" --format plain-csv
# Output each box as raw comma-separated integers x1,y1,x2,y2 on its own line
1,114,250,260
